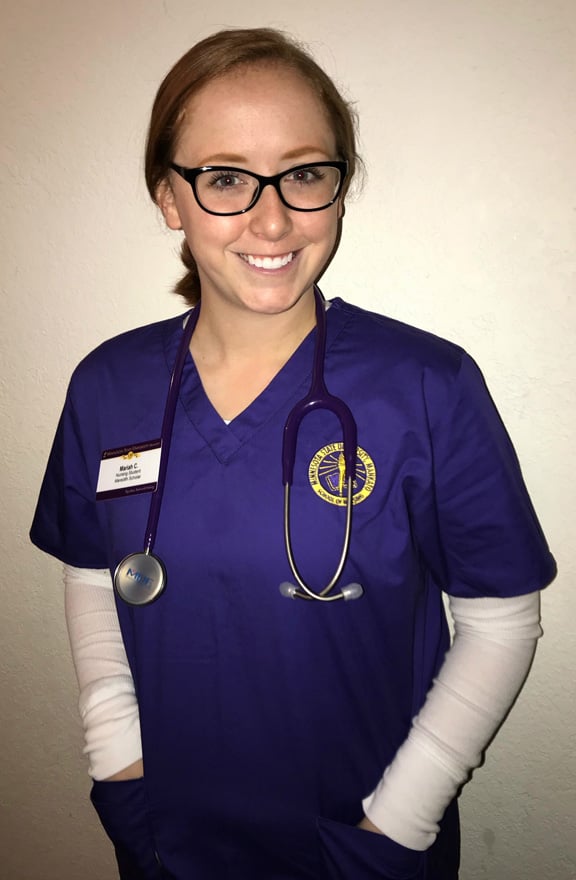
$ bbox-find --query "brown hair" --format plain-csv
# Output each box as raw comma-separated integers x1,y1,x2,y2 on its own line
145,28,361,305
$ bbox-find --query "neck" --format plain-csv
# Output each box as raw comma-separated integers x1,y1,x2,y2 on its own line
190,290,317,368
187,288,318,422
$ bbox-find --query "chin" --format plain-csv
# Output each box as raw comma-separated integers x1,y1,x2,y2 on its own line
244,296,309,318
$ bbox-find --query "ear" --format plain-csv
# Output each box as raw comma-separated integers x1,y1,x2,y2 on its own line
156,180,183,231
337,196,345,220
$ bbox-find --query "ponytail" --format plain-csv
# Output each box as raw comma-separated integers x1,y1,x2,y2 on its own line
173,239,201,306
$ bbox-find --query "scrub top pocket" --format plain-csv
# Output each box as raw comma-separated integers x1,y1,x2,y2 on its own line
90,778,169,879
317,816,426,880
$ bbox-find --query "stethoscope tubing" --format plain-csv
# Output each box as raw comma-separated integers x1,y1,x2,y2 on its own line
281,287,357,484
143,305,201,554
280,287,363,601
114,286,363,604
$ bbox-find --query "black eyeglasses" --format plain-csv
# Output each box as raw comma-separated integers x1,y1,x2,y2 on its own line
169,161,348,216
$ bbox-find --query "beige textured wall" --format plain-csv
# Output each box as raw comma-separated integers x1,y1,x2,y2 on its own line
1,1,574,878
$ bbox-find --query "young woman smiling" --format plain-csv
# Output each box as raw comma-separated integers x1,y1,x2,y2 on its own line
31,27,556,880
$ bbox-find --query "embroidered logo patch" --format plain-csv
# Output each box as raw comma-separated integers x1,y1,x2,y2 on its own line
308,444,376,506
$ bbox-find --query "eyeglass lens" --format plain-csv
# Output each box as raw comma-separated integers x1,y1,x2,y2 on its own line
195,165,342,213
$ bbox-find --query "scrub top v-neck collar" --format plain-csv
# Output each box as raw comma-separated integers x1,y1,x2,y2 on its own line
162,299,350,464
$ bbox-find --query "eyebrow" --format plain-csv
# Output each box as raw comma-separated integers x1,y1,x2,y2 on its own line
195,147,332,166
197,153,246,165
282,146,333,160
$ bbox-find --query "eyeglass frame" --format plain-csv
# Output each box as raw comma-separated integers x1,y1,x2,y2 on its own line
168,160,348,216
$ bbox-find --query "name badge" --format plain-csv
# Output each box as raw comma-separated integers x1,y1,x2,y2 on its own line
96,440,161,500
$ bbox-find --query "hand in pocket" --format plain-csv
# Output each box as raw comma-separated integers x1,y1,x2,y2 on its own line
318,815,425,880
91,778,165,879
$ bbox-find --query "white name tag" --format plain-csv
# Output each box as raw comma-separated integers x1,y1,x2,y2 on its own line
96,440,161,500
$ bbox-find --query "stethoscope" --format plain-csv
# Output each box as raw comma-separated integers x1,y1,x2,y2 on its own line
114,286,364,606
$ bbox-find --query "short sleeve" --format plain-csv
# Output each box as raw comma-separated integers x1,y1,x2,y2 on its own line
30,385,108,569
415,352,556,598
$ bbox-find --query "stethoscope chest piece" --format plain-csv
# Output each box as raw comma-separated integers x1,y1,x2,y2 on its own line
114,551,167,606
111,286,363,606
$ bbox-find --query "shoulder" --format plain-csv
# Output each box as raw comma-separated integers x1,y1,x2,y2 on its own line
69,312,189,390
329,297,467,376
327,298,493,421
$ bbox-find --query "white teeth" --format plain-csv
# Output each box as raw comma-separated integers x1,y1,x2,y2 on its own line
242,252,294,270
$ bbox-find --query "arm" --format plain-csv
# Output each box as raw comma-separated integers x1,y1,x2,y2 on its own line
360,591,542,850
64,565,143,781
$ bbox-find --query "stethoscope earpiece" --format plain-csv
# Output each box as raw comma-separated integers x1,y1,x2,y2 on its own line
279,582,364,602
341,583,364,601
279,582,298,599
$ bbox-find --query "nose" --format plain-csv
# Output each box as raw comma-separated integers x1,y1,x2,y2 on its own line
248,182,292,240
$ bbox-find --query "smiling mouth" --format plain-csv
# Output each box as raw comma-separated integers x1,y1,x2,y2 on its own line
239,252,295,270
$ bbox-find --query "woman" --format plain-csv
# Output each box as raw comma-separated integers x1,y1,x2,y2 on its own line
31,27,556,880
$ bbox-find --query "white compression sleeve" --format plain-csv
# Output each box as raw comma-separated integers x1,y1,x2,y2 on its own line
64,565,143,780
362,591,542,851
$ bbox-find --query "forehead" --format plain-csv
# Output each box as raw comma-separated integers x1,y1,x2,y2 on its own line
175,65,336,165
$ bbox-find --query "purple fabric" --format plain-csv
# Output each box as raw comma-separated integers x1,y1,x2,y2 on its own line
318,817,425,879
91,778,166,879
31,299,556,879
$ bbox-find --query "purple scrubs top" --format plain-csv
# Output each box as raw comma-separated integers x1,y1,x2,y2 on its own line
31,298,556,880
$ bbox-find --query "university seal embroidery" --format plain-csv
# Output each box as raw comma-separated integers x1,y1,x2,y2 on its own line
308,443,376,506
